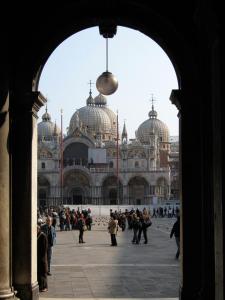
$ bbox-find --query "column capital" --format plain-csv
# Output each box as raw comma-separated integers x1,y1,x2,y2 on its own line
11,91,46,118
170,89,182,111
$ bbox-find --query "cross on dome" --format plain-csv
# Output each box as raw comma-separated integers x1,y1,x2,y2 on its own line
148,94,157,119
88,80,94,95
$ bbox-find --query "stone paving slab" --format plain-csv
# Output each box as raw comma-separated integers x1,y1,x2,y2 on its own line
40,217,180,299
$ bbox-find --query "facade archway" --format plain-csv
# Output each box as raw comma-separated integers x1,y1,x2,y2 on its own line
102,176,123,205
63,142,89,167
37,176,50,207
1,2,223,300
128,176,149,205
70,187,84,205
63,170,91,204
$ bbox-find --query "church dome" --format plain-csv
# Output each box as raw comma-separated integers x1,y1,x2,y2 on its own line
94,93,107,106
136,105,169,144
69,105,111,136
38,109,60,140
86,91,94,106
101,106,117,136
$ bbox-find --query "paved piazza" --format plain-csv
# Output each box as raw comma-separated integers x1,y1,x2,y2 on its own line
40,216,180,299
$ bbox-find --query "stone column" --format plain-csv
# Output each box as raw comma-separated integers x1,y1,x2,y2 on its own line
170,88,215,300
211,37,224,300
11,92,46,300
0,92,14,300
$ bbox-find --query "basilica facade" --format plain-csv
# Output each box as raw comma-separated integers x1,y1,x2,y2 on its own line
37,91,179,207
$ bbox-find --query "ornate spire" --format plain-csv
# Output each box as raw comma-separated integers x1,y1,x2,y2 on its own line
122,120,128,143
53,120,58,136
148,94,157,119
86,80,94,106
94,93,107,106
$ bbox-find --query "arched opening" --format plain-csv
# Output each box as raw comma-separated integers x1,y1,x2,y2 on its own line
27,23,181,299
35,24,180,298
38,176,50,208
4,3,220,300
128,176,149,205
102,176,123,205
109,188,117,205
63,142,88,167
63,170,91,205
70,187,84,205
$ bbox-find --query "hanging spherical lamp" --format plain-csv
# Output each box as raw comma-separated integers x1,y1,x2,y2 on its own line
96,71,118,95
96,37,118,95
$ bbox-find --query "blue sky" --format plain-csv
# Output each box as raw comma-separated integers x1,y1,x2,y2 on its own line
39,26,178,138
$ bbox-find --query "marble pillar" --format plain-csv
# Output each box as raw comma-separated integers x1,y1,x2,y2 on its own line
11,92,46,300
0,92,14,300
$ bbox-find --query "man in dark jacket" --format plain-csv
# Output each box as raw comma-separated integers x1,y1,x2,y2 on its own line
170,216,180,259
41,216,56,275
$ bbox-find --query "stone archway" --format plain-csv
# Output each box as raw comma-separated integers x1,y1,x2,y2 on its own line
70,187,84,205
1,2,222,300
128,176,149,205
38,176,50,208
102,176,123,205
63,170,91,205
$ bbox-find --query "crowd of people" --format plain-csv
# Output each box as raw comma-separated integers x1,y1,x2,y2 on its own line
151,206,179,218
37,205,180,292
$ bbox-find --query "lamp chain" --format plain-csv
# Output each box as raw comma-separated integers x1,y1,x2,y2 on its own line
106,37,108,72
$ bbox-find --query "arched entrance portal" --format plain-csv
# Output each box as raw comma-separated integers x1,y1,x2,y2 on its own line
109,188,117,205
70,187,84,205
38,176,50,208
63,170,91,205
128,176,149,205
102,176,123,205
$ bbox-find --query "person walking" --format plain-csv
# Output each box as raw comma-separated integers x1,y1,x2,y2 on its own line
37,225,48,292
170,215,180,259
131,213,140,244
77,214,86,243
41,216,56,275
108,214,118,246
138,211,152,244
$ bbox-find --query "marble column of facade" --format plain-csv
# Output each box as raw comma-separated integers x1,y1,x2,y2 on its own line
11,91,46,300
0,92,14,300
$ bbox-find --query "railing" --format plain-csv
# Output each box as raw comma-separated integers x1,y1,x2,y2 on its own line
39,165,170,173
89,167,170,173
